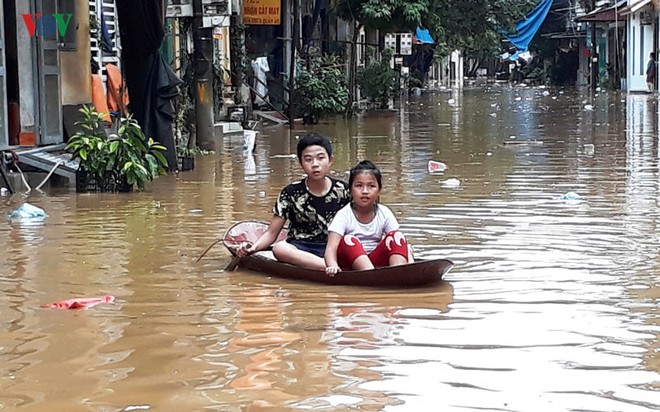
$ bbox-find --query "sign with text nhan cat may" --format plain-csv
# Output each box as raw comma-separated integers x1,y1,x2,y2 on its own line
243,0,281,25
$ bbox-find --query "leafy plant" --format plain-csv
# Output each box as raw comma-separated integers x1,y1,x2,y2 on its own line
108,115,168,190
66,105,168,191
358,48,399,108
65,105,112,180
294,54,349,124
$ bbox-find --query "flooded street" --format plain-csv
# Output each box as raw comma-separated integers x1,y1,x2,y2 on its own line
0,86,659,411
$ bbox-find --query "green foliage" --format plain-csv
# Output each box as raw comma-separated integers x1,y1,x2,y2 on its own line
294,54,349,123
66,105,169,191
64,106,111,180
358,48,399,108
332,0,535,58
425,0,536,57
109,115,168,190
332,0,428,32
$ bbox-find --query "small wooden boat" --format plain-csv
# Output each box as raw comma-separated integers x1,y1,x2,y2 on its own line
223,221,454,287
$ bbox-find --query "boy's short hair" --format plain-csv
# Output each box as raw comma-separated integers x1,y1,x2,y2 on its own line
296,132,333,161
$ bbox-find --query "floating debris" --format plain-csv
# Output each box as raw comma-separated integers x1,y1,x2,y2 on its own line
9,203,47,220
428,160,448,173
559,191,581,201
583,143,595,154
42,295,115,310
503,140,544,146
441,178,461,188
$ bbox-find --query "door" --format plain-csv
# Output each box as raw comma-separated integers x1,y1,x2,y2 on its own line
34,0,62,145
0,2,8,150
628,13,655,92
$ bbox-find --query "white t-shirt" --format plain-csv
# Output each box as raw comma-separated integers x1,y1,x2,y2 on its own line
328,203,399,253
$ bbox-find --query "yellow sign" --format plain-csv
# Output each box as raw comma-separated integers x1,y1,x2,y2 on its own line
243,0,281,25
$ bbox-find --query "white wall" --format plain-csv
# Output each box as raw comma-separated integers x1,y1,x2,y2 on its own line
16,0,36,130
627,11,654,92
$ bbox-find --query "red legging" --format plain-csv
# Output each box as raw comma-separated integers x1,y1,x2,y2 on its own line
337,230,409,269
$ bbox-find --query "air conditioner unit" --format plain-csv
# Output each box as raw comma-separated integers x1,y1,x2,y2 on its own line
640,11,654,25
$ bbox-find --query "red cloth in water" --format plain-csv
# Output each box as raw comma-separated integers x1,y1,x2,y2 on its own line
42,295,115,309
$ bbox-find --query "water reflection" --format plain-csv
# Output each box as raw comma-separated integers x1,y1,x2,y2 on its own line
0,86,658,411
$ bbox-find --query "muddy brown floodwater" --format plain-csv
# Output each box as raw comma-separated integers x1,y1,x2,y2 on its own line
0,86,658,411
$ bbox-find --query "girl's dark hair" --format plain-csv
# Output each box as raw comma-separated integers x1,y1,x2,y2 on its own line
296,132,333,161
348,160,382,190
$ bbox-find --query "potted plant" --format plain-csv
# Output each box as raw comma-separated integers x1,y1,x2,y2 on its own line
176,145,215,172
66,105,169,192
176,145,199,171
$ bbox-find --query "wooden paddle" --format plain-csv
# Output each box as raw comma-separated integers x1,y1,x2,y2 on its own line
195,238,245,271
195,239,222,263
224,256,242,271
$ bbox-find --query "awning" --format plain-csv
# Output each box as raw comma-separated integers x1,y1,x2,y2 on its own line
575,0,628,23
619,0,652,15
501,0,554,53
575,0,627,22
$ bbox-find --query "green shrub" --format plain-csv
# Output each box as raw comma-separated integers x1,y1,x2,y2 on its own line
294,54,348,124
358,48,399,109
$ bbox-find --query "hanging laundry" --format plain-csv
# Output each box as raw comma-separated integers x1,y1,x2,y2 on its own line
251,56,270,108
91,74,111,121
106,63,130,114
100,12,114,53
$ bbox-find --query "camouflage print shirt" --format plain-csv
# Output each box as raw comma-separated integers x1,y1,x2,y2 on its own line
273,177,350,243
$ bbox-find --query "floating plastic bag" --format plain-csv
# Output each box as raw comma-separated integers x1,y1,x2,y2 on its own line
428,160,448,173
441,178,461,188
42,295,115,309
9,203,47,219
243,130,257,155
559,191,581,200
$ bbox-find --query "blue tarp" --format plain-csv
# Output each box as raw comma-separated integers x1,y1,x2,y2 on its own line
502,0,554,52
415,27,434,44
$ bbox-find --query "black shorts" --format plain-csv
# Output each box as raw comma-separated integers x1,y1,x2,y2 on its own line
287,239,326,258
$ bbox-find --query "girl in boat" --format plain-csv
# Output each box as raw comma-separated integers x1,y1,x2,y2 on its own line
324,160,412,276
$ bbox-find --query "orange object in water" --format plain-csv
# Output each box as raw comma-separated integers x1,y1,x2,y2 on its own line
91,74,111,122
106,63,129,113
42,295,115,309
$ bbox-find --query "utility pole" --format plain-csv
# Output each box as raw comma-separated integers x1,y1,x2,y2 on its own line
193,0,215,149
288,0,299,129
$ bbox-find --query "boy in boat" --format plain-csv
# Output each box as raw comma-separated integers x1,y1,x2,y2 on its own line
324,160,413,276
236,132,351,269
